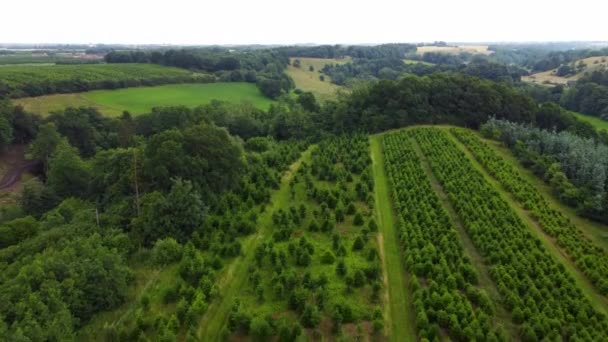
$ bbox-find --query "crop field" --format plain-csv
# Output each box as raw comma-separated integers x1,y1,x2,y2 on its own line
0,51,103,65
372,126,608,340
14,82,274,116
202,135,383,340
0,63,208,98
287,57,350,101
416,45,492,55
522,55,608,86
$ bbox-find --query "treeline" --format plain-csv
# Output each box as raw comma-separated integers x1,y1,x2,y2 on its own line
488,43,608,71
561,69,608,118
317,73,599,134
482,118,608,223
105,48,293,98
277,43,416,59
322,56,527,86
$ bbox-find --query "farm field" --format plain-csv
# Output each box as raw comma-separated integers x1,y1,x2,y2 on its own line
0,63,207,98
14,82,274,117
376,126,608,340
286,57,349,101
204,135,383,340
522,55,608,86
0,52,103,65
416,45,492,55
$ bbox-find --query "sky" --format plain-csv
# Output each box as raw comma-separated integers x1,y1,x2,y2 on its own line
1,0,607,45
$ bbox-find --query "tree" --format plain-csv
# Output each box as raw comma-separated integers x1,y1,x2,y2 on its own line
136,179,207,245
353,211,364,226
292,59,301,68
29,123,61,172
250,316,272,341
0,115,12,149
47,140,91,198
152,238,183,265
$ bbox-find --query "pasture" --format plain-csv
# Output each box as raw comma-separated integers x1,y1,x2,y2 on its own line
522,55,608,86
287,57,349,101
14,82,274,116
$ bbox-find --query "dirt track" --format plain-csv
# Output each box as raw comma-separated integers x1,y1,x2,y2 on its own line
0,160,41,190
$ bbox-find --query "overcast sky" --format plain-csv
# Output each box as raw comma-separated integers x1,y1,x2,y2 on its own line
2,0,606,45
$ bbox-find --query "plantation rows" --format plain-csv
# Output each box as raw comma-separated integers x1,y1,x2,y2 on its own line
382,132,506,341
98,140,308,340
0,63,213,98
451,128,608,296
410,128,608,340
228,135,383,339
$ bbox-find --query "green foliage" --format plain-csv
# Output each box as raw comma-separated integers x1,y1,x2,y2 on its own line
152,238,183,266
47,140,91,198
409,127,608,339
453,127,608,295
136,179,206,245
0,63,208,98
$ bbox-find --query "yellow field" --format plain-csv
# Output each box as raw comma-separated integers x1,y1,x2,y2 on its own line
286,57,350,101
416,45,492,55
523,56,608,86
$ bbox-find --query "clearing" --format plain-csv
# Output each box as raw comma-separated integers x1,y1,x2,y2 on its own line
287,57,349,101
522,55,608,86
14,82,274,117
416,45,492,55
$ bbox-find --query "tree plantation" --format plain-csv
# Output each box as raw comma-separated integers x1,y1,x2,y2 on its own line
1,42,608,342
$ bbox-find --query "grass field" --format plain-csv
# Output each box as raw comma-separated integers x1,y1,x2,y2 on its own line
403,59,434,66
14,82,274,116
286,57,349,101
416,45,492,55
522,56,608,86
572,111,608,130
370,135,416,341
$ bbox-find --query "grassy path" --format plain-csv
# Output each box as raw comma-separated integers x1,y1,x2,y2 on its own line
445,130,608,316
197,146,313,341
410,138,517,337
369,135,416,341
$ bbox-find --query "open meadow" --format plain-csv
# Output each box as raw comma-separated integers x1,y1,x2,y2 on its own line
522,55,608,86
287,57,350,101
416,45,492,55
14,82,274,116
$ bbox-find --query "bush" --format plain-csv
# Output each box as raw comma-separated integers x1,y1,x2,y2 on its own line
152,238,183,266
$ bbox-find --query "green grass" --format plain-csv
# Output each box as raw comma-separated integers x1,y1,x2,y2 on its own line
369,135,416,341
445,128,608,316
286,57,349,102
197,147,313,341
572,111,608,131
15,82,274,117
403,59,434,66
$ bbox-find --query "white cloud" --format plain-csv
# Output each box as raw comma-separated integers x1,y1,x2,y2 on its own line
1,0,606,44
